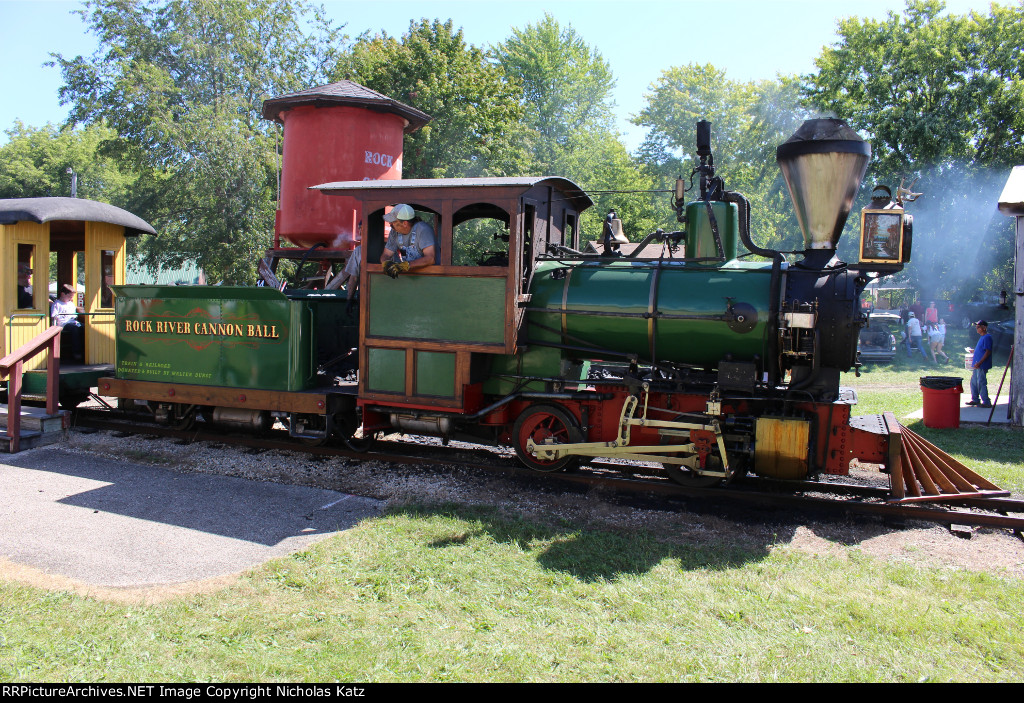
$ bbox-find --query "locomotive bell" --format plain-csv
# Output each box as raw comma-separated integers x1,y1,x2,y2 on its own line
776,119,871,251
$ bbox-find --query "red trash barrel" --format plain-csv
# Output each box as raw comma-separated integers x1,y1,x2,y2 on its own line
919,376,963,429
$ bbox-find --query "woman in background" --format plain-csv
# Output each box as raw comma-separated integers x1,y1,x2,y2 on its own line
929,318,949,363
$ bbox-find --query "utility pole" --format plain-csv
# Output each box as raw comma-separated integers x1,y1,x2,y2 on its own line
997,166,1024,427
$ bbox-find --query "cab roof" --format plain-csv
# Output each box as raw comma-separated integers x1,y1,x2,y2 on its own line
310,176,594,212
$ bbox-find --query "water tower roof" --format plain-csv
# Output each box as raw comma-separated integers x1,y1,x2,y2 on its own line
262,80,431,133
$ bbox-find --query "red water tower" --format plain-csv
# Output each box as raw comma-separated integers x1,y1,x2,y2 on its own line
262,81,431,251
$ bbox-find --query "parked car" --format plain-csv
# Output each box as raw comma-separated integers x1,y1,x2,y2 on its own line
858,311,901,362
956,299,1013,328
969,318,1016,354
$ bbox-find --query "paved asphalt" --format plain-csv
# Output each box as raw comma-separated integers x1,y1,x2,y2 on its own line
0,446,382,588
905,397,1012,425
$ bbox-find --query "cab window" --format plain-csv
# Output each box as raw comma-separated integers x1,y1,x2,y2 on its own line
366,205,441,265
453,203,510,267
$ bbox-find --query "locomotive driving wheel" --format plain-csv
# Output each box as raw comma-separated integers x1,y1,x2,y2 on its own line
513,404,583,472
663,457,727,488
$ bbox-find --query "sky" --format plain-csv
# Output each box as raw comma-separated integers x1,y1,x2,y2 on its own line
0,0,1003,150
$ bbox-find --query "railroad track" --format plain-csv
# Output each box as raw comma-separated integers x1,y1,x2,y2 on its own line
70,408,1024,535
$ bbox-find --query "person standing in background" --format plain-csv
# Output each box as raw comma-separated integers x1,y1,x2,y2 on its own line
905,312,927,360
966,320,993,407
909,298,925,321
929,318,948,363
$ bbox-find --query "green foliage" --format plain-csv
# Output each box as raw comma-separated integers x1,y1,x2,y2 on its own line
335,20,528,179
452,219,510,267
633,65,811,252
136,109,278,282
559,129,661,244
495,15,660,242
0,121,137,203
803,0,1022,299
50,0,345,284
494,13,616,167
804,0,1024,172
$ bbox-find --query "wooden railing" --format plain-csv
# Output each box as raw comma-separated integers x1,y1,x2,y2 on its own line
0,325,62,453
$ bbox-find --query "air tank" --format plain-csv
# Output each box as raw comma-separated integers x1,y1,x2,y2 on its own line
262,81,430,251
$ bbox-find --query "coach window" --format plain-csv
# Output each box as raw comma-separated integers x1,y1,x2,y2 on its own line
16,244,36,309
452,203,510,267
366,205,441,267
100,250,116,308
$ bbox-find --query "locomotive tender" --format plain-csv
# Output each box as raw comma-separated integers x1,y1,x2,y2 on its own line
101,82,941,492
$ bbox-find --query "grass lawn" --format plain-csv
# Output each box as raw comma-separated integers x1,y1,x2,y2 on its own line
850,324,1022,493
2,502,1021,683
1,322,1021,683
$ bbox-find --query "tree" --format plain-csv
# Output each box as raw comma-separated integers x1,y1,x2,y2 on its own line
552,128,661,245
805,0,976,173
0,121,137,202
494,15,658,241
50,0,345,283
803,0,1022,300
633,65,812,253
494,14,616,168
335,20,528,179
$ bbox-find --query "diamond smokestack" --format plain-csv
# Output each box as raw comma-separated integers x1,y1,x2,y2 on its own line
776,119,871,251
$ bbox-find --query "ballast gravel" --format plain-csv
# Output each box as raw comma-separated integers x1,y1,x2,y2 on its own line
58,426,1024,581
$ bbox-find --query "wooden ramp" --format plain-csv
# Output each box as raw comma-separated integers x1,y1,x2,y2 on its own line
0,404,70,452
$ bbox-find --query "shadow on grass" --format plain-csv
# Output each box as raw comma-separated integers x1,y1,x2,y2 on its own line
395,502,793,583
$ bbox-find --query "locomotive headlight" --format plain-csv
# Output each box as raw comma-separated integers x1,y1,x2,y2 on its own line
859,209,912,269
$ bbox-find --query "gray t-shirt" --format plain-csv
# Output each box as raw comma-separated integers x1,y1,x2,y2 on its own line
384,221,437,264
343,245,361,277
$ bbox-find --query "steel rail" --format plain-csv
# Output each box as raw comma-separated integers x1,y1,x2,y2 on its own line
754,477,1024,513
70,410,1024,533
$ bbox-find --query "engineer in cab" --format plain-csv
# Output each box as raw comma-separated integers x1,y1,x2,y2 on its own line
379,204,437,278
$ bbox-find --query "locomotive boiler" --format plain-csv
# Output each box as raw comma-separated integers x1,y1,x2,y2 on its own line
524,119,888,397
104,80,972,499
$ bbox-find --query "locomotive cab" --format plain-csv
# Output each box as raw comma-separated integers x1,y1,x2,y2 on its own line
311,177,593,414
